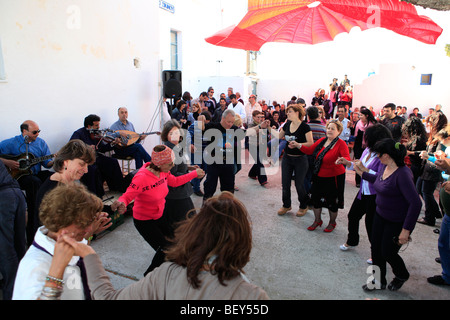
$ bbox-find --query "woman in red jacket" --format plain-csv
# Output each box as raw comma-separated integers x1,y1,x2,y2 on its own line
112,145,205,276
295,120,351,232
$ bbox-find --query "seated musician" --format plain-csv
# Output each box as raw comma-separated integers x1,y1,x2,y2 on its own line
0,120,54,245
70,114,128,198
109,107,151,169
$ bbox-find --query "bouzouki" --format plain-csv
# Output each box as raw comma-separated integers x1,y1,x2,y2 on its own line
0,153,56,180
105,130,161,148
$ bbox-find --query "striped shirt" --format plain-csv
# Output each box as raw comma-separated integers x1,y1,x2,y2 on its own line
307,120,327,142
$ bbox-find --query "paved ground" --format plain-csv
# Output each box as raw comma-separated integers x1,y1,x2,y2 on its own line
2,158,449,301
89,160,450,301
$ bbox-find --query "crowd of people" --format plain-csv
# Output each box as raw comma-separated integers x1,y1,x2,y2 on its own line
1,79,450,300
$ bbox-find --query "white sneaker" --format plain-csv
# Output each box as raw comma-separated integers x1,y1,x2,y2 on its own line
339,244,355,251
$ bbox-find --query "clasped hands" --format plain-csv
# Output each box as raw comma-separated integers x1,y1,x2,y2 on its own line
335,157,368,176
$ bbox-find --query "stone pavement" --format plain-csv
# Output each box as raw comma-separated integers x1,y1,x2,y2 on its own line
90,162,450,300
2,161,449,301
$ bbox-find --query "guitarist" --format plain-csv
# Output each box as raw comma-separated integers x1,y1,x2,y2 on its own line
109,107,152,169
0,120,54,245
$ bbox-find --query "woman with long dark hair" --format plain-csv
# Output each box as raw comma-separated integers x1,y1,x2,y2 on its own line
353,107,377,187
401,116,428,184
336,124,392,257
355,138,422,292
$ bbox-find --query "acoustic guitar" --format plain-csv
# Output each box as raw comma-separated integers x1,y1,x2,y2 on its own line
0,153,56,180
106,130,161,148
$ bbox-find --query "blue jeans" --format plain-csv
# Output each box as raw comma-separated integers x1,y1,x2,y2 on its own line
0,187,27,300
267,139,287,164
439,215,450,283
190,153,207,192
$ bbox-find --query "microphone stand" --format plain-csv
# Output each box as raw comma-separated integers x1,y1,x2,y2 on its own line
24,136,30,168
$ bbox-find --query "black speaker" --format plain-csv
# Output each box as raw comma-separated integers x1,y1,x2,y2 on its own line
162,70,182,99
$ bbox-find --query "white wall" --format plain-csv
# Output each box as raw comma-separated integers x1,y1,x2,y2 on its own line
353,63,450,116
158,0,248,100
0,0,161,154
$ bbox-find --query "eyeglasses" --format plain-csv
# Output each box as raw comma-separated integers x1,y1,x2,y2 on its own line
30,130,41,135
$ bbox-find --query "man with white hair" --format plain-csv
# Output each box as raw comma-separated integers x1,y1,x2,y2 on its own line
197,109,244,201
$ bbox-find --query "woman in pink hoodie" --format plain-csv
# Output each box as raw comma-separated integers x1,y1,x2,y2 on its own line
112,145,205,276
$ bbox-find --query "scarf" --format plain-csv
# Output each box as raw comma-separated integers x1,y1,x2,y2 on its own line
313,137,340,176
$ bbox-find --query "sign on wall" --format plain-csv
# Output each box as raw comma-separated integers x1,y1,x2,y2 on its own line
159,0,175,14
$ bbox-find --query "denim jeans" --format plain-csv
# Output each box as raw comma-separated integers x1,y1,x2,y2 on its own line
281,154,308,209
190,153,207,192
268,139,287,164
0,187,27,300
439,214,450,283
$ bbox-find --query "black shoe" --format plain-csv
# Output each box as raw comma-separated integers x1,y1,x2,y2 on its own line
436,257,441,264
362,281,386,292
388,277,408,291
427,275,450,286
434,228,440,234
194,190,204,197
417,218,435,226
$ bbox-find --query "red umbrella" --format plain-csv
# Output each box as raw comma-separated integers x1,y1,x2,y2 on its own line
205,0,443,51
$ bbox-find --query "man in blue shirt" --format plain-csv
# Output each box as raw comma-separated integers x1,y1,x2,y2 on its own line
0,120,54,245
109,107,151,169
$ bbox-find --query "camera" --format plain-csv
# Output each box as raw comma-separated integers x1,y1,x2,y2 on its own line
286,136,296,142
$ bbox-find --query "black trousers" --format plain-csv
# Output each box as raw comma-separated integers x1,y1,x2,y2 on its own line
371,213,410,285
203,163,235,201
81,154,126,198
18,170,52,245
346,194,376,247
281,154,308,210
162,197,195,239
248,149,267,185
134,217,172,276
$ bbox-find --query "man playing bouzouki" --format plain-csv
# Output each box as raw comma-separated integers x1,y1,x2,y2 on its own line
0,120,55,245
109,107,152,169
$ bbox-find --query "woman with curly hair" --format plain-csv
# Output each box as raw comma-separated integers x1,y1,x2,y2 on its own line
13,184,104,300
401,116,428,184
51,192,269,300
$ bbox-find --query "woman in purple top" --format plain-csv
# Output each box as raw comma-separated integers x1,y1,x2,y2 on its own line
336,124,392,255
355,138,422,292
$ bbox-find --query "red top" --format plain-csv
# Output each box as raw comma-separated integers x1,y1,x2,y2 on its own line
300,138,351,178
118,163,198,221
